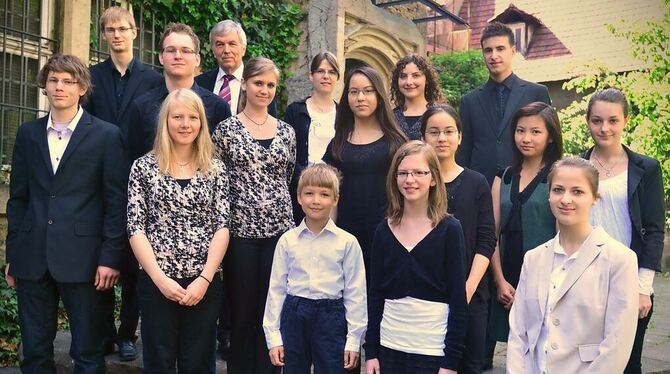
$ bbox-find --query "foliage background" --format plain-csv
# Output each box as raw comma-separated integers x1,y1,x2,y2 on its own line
431,49,488,109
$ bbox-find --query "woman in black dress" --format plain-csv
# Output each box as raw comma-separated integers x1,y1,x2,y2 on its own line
323,65,407,273
421,104,496,374
390,54,443,140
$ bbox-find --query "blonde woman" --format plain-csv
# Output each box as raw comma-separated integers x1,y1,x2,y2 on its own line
127,88,230,372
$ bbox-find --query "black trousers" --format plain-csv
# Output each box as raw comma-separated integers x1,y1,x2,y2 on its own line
137,271,222,373
378,346,443,374
624,294,655,374
17,272,106,374
459,290,488,374
102,254,140,344
225,236,281,374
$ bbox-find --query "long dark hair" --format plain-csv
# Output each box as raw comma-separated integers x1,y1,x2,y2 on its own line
330,66,408,161
510,102,564,169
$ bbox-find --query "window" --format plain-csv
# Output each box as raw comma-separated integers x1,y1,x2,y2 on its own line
508,22,528,55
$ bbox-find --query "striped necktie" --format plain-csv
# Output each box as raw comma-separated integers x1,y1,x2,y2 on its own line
219,74,234,104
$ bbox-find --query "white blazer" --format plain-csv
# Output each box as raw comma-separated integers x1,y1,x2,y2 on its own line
507,227,639,373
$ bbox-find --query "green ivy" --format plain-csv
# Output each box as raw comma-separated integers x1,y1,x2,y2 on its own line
127,0,304,113
0,273,19,367
431,49,488,110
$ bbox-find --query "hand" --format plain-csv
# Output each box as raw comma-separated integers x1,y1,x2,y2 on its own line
496,278,515,310
639,294,652,319
179,276,209,306
4,264,16,289
156,275,187,302
466,279,477,304
365,358,381,374
344,350,359,369
94,266,119,291
438,369,457,374
269,346,285,366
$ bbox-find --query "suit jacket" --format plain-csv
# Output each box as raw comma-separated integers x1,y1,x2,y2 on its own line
5,111,128,282
582,146,666,272
507,227,638,373
83,58,163,143
195,67,278,117
457,74,551,185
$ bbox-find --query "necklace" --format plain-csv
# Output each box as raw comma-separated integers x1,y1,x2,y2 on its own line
242,110,269,126
176,160,191,174
592,149,625,177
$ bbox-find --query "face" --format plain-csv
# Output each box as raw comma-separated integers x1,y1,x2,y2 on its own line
482,35,515,80
396,153,436,203
514,115,551,159
159,32,200,79
297,185,338,223
309,59,338,94
587,101,627,149
167,100,201,147
423,111,461,161
45,71,86,111
549,167,597,227
347,73,378,120
241,70,278,108
212,31,246,74
398,62,427,101
101,19,136,54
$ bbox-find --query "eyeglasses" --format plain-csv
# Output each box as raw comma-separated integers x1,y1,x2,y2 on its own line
425,129,458,138
162,47,197,56
348,87,376,97
104,27,133,35
396,170,431,179
313,69,338,77
46,78,79,86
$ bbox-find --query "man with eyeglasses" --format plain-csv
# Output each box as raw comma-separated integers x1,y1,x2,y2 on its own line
127,22,231,162
196,20,277,116
5,54,127,373
83,6,163,361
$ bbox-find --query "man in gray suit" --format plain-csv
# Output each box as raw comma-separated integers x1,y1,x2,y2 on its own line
457,22,551,185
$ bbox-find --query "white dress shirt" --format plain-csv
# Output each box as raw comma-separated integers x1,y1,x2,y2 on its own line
213,63,243,115
46,107,83,173
263,219,367,351
306,102,336,163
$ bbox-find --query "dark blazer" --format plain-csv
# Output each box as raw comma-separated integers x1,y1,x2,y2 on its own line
582,146,665,272
83,58,163,143
5,111,128,282
195,67,278,117
457,74,551,184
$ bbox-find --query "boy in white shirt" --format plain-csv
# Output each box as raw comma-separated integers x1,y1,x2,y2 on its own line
263,164,367,373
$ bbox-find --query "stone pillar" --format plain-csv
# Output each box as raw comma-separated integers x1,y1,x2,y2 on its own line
60,0,91,61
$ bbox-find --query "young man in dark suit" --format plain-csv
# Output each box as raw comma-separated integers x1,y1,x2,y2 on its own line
195,19,277,117
457,22,552,186
83,6,163,360
4,54,127,373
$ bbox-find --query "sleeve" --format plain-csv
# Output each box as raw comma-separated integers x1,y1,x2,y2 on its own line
99,126,129,269
5,125,30,263
538,84,552,106
363,224,385,360
638,268,655,295
342,236,368,352
211,98,232,134
441,219,468,370
262,234,291,348
283,104,302,186
456,95,473,167
507,251,531,373
636,159,665,272
588,247,639,371
285,124,296,186
321,140,338,167
127,101,145,162
211,120,228,162
474,174,496,258
213,163,230,231
126,159,149,237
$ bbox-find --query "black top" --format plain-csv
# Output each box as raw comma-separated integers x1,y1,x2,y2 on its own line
112,58,136,108
175,178,191,188
393,106,422,140
364,217,468,370
445,168,496,299
127,82,232,161
256,137,274,149
323,136,390,263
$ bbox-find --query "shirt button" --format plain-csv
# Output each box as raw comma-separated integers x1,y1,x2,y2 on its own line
496,139,502,145
48,219,53,224
553,318,560,326
50,194,56,198
551,342,559,350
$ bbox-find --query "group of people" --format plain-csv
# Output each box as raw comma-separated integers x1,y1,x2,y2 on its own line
2,6,665,374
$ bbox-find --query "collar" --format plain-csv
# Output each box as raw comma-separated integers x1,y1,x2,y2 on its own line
486,73,516,90
297,218,338,237
553,227,602,259
47,106,84,132
217,62,244,82
111,57,136,75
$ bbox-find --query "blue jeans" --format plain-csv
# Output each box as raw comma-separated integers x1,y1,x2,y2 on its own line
280,295,347,374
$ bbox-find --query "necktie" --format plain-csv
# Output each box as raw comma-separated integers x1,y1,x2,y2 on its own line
219,74,234,104
497,84,507,120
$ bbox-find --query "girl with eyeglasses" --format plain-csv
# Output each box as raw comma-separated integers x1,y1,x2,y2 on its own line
421,104,495,374
284,52,341,224
390,54,443,140
364,141,467,374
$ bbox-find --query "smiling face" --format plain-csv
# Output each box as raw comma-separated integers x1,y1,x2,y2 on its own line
398,62,427,101
159,32,200,79
212,30,246,74
422,111,461,161
396,153,436,203
101,19,136,54
482,35,515,81
242,70,278,109
298,185,338,224
514,114,551,160
587,100,627,149
549,166,598,227
347,73,378,120
167,99,201,147
309,59,338,95
45,71,86,111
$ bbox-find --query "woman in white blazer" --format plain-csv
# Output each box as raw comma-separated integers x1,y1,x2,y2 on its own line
507,157,639,373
